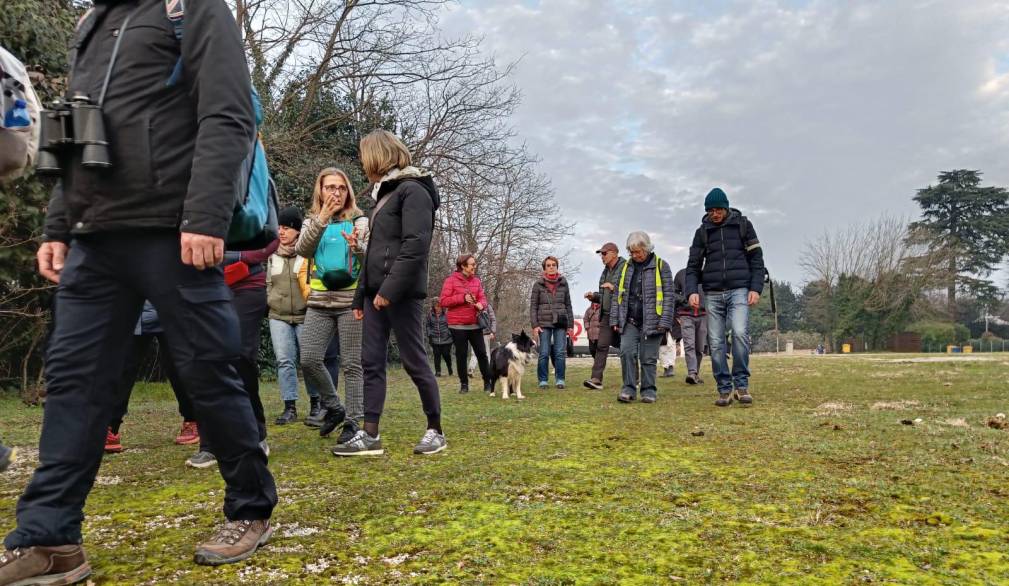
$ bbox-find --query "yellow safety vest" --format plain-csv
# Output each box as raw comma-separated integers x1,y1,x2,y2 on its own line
617,256,664,316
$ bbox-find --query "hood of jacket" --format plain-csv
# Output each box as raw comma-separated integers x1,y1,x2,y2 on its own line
372,166,441,212
700,207,743,229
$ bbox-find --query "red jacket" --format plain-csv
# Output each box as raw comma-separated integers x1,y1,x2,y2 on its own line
439,271,488,326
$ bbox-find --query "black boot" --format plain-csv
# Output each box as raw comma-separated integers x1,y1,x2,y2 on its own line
275,400,298,425
308,396,322,419
319,402,346,437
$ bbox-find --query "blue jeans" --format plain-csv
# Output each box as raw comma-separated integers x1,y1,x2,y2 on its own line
619,320,662,398
537,328,567,384
269,319,340,402
705,288,751,393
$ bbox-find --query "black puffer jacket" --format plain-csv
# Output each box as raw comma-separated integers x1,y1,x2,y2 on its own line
44,0,254,242
353,170,440,307
684,208,765,296
530,276,574,329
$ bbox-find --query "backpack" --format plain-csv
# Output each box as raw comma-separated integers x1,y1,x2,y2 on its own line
309,220,361,291
164,1,277,250
0,46,42,182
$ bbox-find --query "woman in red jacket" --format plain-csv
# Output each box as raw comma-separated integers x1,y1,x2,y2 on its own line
439,254,493,394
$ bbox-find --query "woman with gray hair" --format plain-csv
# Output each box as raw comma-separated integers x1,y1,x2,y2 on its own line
609,231,674,403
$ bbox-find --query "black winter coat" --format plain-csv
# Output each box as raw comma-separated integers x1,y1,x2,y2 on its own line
44,0,255,242
353,173,440,307
530,276,574,329
684,208,765,296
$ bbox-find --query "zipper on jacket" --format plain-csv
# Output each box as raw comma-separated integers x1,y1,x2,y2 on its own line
720,226,727,289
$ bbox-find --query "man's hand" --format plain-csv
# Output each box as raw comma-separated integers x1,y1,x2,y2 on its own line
601,282,615,291
181,233,224,270
688,294,700,310
38,241,69,284
567,328,574,338
583,292,594,300
373,294,390,311
489,332,496,341
612,325,620,333
748,291,760,306
532,326,542,337
353,309,364,320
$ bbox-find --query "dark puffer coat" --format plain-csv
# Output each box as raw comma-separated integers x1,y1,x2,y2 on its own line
530,275,574,329
684,208,765,296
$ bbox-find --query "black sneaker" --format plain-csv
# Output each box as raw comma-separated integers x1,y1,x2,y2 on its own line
685,374,699,385
641,391,657,403
618,391,635,403
274,403,297,425
308,397,322,420
483,381,494,394
304,408,325,429
459,384,469,394
715,393,732,407
583,379,603,390
733,389,753,405
319,404,346,437
662,366,674,378
336,419,361,445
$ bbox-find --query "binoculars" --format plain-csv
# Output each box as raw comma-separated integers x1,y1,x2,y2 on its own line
37,94,112,174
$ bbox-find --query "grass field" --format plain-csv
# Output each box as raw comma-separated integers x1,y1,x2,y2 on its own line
2,353,1009,585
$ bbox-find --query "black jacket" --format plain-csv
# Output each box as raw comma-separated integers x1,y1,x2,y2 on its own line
684,208,765,296
529,275,574,329
44,0,254,242
353,173,440,307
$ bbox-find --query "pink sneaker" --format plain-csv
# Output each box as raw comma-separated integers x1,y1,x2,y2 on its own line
104,428,123,454
174,421,200,445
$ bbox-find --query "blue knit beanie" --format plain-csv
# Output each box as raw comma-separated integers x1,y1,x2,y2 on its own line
704,188,729,210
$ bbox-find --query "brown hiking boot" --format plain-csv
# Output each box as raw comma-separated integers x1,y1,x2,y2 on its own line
194,519,273,566
0,545,91,585
733,389,753,405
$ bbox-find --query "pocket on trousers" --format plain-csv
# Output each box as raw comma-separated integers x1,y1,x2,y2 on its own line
178,283,240,361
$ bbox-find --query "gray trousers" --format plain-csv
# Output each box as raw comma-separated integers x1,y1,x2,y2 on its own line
619,321,662,397
299,306,364,420
679,314,707,376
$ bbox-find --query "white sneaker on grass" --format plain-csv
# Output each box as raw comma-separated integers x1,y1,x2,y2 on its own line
413,429,447,455
331,430,384,457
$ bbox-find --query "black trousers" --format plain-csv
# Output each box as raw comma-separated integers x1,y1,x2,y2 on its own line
5,232,276,548
109,333,195,433
451,328,490,386
361,297,441,430
431,342,453,375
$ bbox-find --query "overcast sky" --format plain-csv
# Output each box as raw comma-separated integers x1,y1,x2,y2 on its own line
439,0,1009,312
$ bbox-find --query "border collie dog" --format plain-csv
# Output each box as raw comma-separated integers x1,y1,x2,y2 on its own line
489,331,536,399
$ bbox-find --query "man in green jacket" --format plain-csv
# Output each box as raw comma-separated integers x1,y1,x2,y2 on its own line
583,242,627,390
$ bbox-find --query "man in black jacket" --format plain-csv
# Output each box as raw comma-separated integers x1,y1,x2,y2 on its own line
1,1,276,582
684,188,765,407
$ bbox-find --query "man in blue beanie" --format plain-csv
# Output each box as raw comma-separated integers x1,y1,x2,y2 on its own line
684,188,765,406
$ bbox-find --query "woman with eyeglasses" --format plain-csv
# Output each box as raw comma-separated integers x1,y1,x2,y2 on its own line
295,168,369,446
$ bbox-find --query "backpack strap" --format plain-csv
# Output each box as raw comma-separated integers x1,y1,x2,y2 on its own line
165,0,185,87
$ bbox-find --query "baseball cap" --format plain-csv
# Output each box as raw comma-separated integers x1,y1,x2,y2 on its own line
595,242,618,254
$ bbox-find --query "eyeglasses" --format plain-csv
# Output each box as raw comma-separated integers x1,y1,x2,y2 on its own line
322,184,349,193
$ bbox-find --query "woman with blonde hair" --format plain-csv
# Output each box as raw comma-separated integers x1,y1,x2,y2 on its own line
295,167,369,445
335,130,444,456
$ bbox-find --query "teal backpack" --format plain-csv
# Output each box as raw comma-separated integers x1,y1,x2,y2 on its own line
309,220,361,291
164,0,277,250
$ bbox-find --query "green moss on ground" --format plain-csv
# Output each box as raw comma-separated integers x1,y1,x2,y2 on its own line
2,354,1009,584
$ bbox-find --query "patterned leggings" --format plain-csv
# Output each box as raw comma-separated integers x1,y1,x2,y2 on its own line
299,306,364,420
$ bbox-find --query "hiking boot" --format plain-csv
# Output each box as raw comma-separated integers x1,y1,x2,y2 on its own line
304,407,325,428
0,444,14,473
733,389,753,405
618,391,635,403
583,379,603,390
685,374,699,385
459,384,469,394
413,429,447,455
175,421,200,445
104,428,123,454
194,519,273,566
715,393,732,407
274,401,298,425
308,397,322,420
662,366,674,378
319,403,346,438
0,545,91,585
641,390,657,403
336,419,361,446
186,451,217,469
331,430,384,457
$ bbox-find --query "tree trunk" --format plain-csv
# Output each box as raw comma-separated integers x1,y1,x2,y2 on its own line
947,253,956,315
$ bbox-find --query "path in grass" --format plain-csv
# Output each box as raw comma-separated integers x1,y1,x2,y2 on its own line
2,354,1008,584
